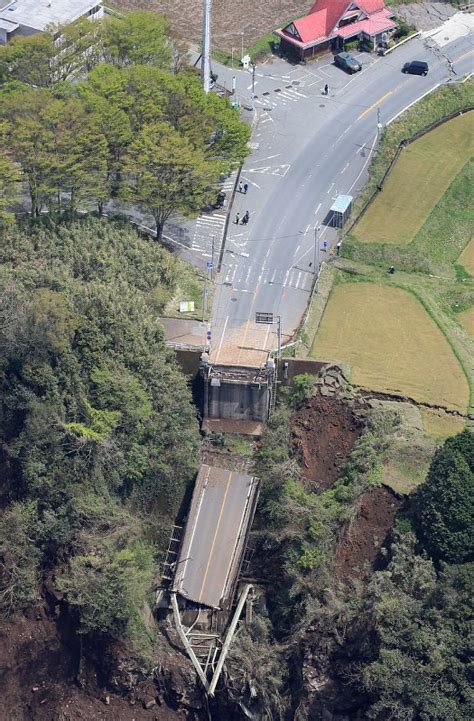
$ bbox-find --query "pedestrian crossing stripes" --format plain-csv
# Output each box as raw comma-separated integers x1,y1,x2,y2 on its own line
255,86,308,108
190,170,238,258
223,264,313,292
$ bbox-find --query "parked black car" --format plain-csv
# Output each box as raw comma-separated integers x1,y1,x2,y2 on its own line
334,52,362,73
402,60,429,76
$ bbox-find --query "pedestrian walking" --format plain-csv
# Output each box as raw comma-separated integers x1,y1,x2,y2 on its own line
238,181,244,193
243,183,248,194
336,241,342,256
241,210,250,225
324,83,329,95
235,212,240,224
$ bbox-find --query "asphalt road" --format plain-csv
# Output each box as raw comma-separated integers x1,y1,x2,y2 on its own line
209,30,473,367
173,465,257,608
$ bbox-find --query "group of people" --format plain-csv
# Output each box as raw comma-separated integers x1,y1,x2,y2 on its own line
235,179,250,225
235,210,250,225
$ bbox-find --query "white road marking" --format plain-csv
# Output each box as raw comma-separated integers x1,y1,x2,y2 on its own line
215,315,229,363
347,130,378,193
386,83,441,126
327,182,334,194
314,202,322,215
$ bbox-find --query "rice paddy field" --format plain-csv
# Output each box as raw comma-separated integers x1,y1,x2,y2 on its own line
353,112,474,246
311,282,470,413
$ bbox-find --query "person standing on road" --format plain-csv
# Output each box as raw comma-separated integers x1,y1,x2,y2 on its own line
242,210,250,225
235,212,240,224
238,181,243,193
243,183,248,194
324,84,329,95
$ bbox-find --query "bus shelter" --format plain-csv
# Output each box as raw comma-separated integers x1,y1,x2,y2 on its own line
330,194,353,228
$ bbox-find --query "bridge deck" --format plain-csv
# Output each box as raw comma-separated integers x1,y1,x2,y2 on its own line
172,464,258,609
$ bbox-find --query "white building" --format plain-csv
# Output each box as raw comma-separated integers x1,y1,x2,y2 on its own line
0,0,103,44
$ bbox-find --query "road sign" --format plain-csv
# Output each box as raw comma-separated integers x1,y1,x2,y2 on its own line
207,261,213,269
206,331,212,340
256,311,273,324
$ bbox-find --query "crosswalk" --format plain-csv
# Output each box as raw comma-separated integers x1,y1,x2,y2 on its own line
190,171,238,258
255,83,308,109
223,262,313,293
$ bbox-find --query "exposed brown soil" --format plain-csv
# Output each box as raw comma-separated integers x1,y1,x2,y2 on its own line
292,395,365,492
334,486,403,582
113,0,311,51
0,602,200,721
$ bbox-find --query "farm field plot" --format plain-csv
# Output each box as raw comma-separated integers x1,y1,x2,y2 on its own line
311,282,469,412
457,306,474,340
112,0,307,50
353,113,474,246
458,237,474,276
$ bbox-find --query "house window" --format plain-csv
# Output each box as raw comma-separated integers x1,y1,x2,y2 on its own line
87,5,101,16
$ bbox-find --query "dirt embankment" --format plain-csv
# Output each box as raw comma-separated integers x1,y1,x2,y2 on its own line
292,395,365,492
334,486,404,582
0,596,203,721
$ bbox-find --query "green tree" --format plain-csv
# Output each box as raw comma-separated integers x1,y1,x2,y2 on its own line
1,89,59,215
0,502,41,615
415,430,474,563
0,148,19,223
58,532,155,640
359,533,473,721
121,121,220,239
52,99,109,214
0,33,56,88
103,11,172,69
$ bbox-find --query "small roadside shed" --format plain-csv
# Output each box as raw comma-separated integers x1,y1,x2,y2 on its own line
330,194,353,228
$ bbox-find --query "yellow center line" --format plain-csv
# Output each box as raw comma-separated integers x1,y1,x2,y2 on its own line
357,90,393,121
198,470,232,602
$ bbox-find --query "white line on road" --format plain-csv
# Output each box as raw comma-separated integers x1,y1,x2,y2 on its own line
348,130,378,194
340,162,350,174
314,202,322,215
327,182,334,194
215,315,229,364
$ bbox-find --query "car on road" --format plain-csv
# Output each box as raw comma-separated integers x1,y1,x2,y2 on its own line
334,52,362,73
402,60,429,76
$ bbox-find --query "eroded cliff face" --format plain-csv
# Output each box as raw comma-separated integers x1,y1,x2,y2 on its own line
0,588,206,721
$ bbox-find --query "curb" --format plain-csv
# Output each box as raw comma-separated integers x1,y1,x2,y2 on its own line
217,166,242,272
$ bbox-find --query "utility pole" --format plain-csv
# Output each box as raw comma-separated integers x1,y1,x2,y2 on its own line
202,0,212,94
313,224,321,283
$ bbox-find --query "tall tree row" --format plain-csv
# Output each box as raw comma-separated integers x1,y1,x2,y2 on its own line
0,11,250,233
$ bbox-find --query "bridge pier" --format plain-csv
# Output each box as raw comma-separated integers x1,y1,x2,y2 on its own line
200,353,276,428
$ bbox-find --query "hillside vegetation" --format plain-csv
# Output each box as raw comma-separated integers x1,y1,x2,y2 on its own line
0,216,201,647
0,10,250,659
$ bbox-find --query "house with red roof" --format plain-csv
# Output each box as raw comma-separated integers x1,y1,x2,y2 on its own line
275,0,396,60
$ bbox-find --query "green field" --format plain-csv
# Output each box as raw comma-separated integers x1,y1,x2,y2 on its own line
311,282,470,413
353,113,474,246
458,237,474,276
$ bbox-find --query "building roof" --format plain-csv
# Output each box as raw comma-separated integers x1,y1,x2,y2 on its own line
292,9,328,43
0,0,100,32
172,464,259,609
277,0,394,48
331,194,353,213
336,12,395,38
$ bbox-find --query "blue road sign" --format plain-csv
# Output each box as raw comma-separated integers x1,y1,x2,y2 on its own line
206,331,212,340
207,261,213,269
